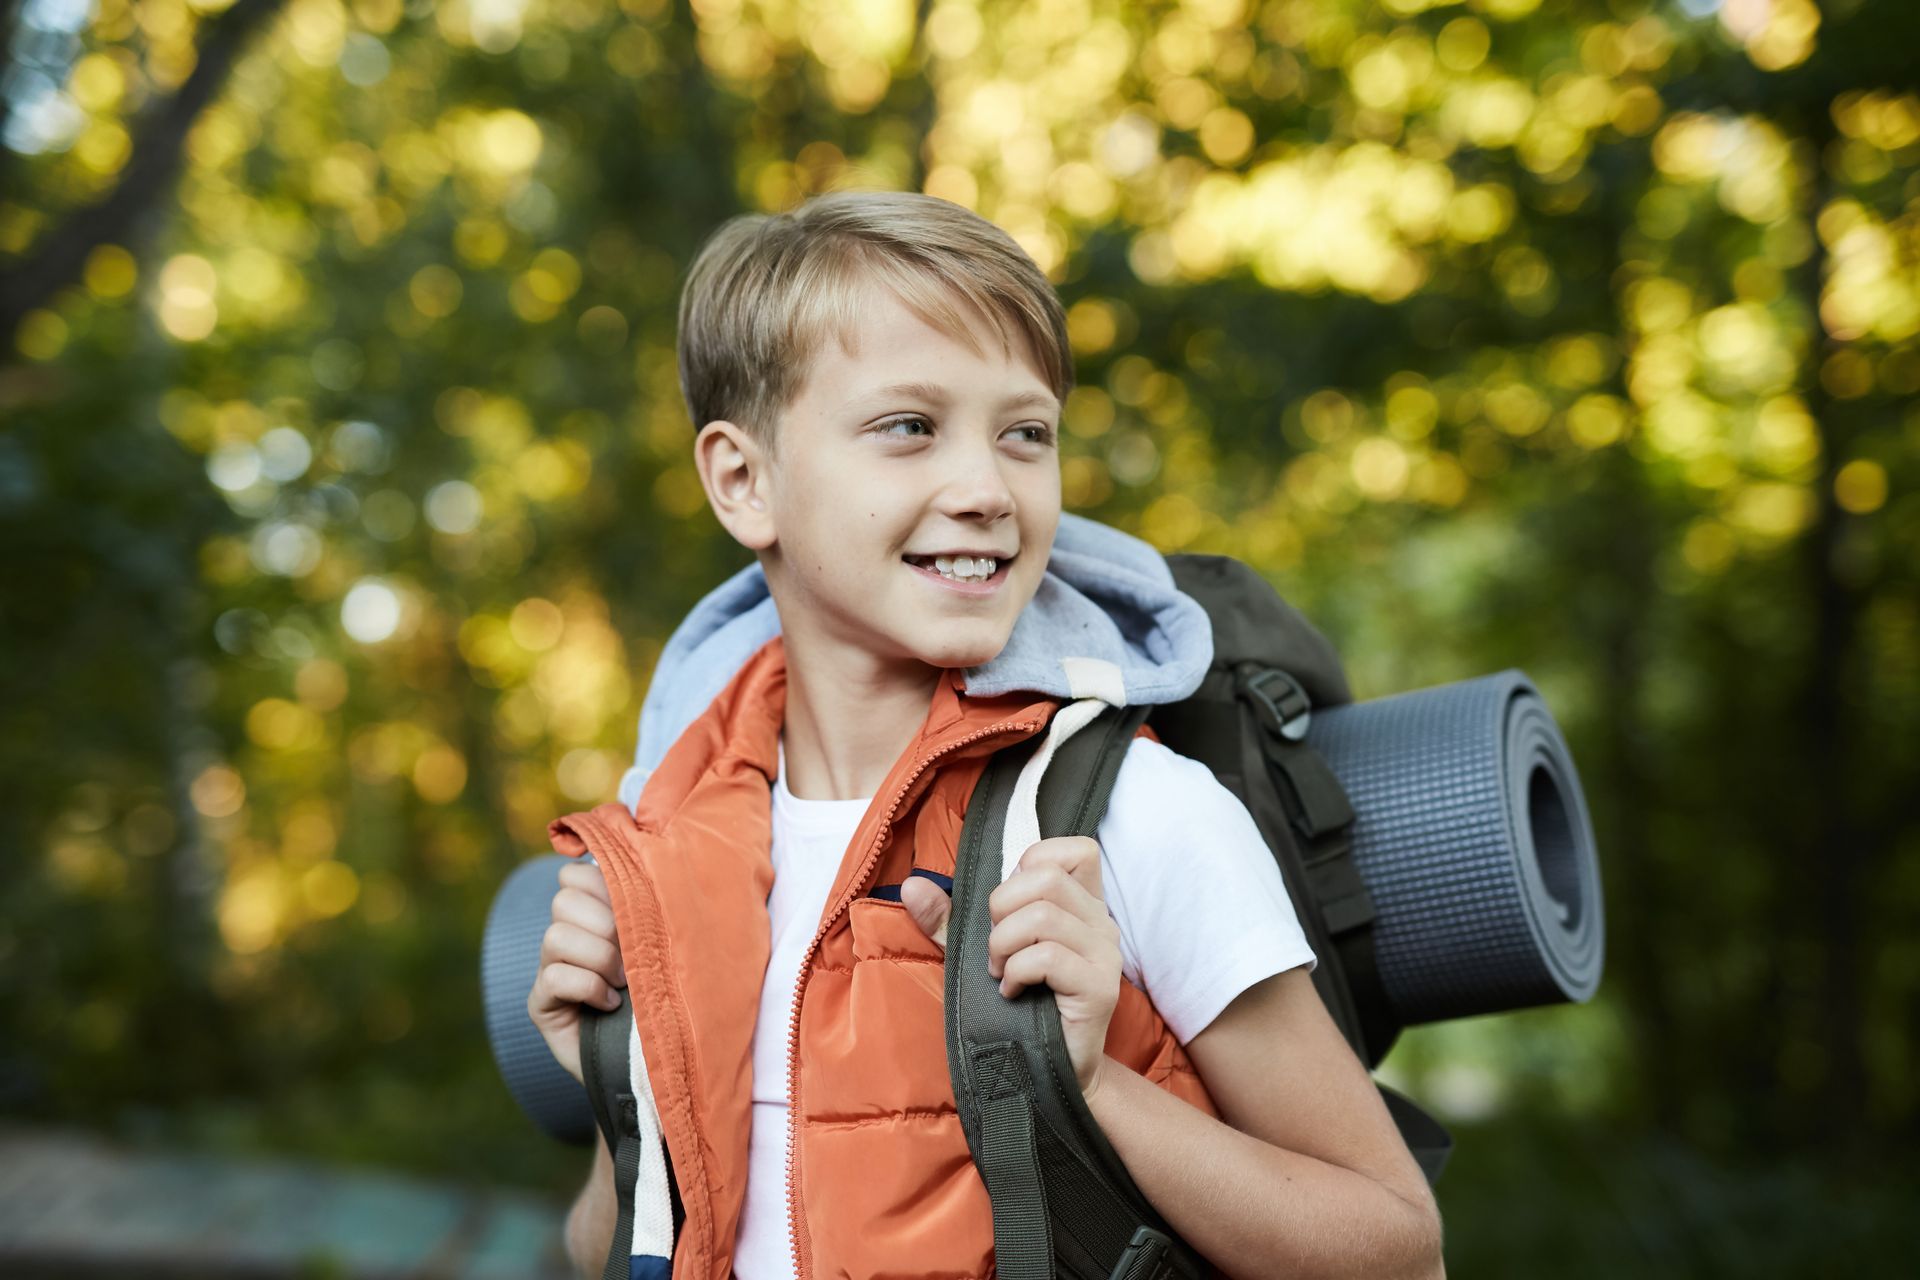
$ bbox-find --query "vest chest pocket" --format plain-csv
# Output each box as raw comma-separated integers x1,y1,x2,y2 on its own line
803,895,957,1121
847,893,949,967
843,896,952,1084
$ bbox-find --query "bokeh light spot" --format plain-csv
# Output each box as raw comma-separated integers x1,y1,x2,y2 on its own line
342,579,403,643
1834,459,1887,515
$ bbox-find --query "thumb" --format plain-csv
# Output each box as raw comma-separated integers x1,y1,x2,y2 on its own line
898,875,951,953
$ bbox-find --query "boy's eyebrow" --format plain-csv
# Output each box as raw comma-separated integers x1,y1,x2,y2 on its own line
851,380,1059,414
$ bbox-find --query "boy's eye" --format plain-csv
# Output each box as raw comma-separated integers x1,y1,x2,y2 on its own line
872,416,1056,446
1009,423,1058,447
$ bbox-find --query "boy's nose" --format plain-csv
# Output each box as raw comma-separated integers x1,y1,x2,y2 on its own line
939,446,1017,522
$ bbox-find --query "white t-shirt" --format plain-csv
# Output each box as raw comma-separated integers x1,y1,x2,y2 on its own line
730,736,1316,1279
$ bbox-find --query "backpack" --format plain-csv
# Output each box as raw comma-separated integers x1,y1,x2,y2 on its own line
576,552,1448,1280
939,554,1449,1280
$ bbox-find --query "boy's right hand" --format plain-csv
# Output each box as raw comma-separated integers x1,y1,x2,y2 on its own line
527,858,628,1086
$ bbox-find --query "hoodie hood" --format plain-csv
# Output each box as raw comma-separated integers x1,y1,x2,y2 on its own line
617,513,1212,809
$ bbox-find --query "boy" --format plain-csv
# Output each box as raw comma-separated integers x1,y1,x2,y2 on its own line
529,191,1443,1279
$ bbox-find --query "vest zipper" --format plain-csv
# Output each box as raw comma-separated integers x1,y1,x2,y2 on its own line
783,715,1047,1280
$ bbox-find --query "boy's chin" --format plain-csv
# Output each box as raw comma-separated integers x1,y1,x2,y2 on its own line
907,628,1013,673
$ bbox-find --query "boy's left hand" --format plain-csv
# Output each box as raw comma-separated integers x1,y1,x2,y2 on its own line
900,835,1121,1102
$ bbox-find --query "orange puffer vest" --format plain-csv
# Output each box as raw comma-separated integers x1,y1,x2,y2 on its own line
550,638,1220,1280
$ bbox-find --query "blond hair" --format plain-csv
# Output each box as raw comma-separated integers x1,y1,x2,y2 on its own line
676,191,1072,445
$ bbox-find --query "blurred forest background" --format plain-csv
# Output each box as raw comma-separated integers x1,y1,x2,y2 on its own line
3,0,1916,1273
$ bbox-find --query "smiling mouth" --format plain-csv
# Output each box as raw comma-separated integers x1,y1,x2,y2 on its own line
902,553,1012,586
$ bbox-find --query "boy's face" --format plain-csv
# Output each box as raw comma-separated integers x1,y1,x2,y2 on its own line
751,284,1062,678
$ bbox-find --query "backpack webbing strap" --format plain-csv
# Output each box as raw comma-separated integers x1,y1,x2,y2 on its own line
1245,676,1457,1181
1152,554,1456,1183
973,1043,1052,1275
580,990,641,1280
1150,677,1379,1055
947,706,1204,1280
1240,672,1403,1066
1150,665,1453,1182
1239,670,1454,1177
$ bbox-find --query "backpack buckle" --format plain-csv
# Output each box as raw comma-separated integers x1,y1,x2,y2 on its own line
1109,1225,1183,1280
1241,666,1312,742
616,1093,641,1139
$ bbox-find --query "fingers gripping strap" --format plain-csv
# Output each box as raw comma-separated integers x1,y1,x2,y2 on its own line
951,712,1204,1280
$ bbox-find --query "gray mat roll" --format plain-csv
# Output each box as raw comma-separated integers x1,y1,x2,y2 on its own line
1307,669,1604,1024
481,854,598,1145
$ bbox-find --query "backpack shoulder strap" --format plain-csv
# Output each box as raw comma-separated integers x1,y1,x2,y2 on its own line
946,704,1204,1280
579,993,643,1280
579,991,683,1280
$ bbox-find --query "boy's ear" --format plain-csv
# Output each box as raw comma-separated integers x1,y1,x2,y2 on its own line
693,420,776,551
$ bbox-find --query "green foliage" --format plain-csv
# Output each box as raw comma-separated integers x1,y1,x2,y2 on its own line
2,0,1916,1267
1434,1118,1920,1275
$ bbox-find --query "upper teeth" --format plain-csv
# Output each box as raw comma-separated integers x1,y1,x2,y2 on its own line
932,555,995,581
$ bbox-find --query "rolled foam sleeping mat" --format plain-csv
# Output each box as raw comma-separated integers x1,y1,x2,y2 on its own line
1305,668,1604,1023
482,854,599,1144
480,668,1605,1141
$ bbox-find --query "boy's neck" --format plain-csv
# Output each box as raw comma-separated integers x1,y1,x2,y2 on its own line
779,630,944,802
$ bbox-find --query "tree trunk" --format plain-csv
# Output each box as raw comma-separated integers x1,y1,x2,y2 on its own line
0,0,290,344
1790,102,1869,1152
